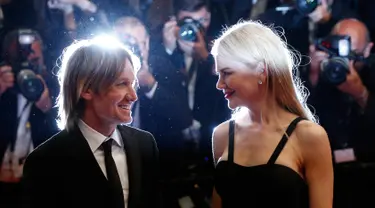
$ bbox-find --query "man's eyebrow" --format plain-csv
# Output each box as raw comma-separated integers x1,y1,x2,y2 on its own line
117,77,135,82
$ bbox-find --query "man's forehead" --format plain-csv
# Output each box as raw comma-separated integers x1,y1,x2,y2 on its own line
178,7,209,18
336,25,366,50
118,26,148,39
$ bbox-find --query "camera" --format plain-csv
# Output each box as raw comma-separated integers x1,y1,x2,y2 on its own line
177,17,204,42
3,29,44,101
276,0,319,15
118,34,143,64
295,0,319,16
315,35,353,85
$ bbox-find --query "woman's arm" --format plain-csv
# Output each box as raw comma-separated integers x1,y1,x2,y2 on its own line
211,121,230,208
297,121,334,208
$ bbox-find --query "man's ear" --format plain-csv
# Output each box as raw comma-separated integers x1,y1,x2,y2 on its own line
80,89,94,101
364,42,373,58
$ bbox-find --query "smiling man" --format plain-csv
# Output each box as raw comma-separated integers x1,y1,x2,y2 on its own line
21,36,161,208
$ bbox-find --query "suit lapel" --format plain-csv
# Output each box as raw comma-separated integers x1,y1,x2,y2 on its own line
67,125,108,185
118,125,142,208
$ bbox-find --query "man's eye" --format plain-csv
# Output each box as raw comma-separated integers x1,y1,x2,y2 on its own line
118,82,128,86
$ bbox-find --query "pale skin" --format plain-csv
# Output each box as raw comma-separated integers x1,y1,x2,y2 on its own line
211,113,333,208
212,65,333,208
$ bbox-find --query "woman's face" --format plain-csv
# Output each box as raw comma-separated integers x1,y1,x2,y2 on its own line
215,58,265,110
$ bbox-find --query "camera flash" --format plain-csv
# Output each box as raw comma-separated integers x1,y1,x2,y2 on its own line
338,39,350,57
19,35,35,45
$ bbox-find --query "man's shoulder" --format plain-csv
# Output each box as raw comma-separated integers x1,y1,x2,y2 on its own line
29,129,70,158
118,124,154,139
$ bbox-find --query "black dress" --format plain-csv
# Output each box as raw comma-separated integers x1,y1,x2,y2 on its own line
215,117,309,208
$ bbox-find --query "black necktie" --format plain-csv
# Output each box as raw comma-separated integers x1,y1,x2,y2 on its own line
102,139,125,208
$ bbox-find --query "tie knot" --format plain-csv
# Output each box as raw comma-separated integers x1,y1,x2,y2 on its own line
102,138,113,154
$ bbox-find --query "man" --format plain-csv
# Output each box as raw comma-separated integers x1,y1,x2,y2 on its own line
158,0,230,169
154,1,230,206
308,18,375,161
0,29,58,208
256,0,358,81
307,18,375,207
22,36,160,208
113,15,194,157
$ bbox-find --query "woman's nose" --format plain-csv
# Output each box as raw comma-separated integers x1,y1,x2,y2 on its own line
216,76,226,90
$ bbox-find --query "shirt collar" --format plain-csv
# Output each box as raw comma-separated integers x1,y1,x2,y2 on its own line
78,119,123,153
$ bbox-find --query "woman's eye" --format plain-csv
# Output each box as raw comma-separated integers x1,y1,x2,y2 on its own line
223,71,231,76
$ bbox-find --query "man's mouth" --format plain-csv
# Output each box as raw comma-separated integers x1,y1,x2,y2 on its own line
118,104,131,110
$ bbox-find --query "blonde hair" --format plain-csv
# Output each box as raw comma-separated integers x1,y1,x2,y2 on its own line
211,20,316,123
56,35,141,131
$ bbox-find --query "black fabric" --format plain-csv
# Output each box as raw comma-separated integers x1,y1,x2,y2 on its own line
268,117,305,164
215,117,308,208
22,124,161,208
227,120,235,163
102,139,125,208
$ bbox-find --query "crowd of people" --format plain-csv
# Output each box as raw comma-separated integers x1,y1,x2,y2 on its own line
0,0,375,207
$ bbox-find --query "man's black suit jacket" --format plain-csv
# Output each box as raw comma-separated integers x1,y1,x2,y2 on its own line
22,124,160,208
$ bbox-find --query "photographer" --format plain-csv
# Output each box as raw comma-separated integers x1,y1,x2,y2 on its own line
144,0,230,206
162,0,229,153
0,29,58,207
307,18,375,207
256,0,358,80
113,14,221,207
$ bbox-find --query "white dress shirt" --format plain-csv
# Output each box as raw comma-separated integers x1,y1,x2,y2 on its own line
78,120,129,208
0,94,33,182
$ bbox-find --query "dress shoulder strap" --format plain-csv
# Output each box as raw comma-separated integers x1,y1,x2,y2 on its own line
228,120,235,163
267,117,306,165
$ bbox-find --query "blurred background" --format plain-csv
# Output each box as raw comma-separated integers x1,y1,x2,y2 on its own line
1,0,375,207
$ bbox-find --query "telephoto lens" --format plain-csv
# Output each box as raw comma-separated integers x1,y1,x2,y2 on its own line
17,69,44,101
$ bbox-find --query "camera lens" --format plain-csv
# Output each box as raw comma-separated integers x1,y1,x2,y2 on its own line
118,35,143,64
179,23,198,42
178,18,202,42
321,57,349,85
295,0,319,15
17,69,44,101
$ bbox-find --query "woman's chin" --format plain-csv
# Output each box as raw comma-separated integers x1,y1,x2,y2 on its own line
228,101,239,110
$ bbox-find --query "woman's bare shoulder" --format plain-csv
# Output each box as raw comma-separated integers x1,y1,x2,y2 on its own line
294,120,331,159
212,120,232,162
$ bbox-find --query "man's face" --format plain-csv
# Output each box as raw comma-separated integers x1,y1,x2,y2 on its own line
114,25,149,63
177,6,211,31
333,24,373,70
82,58,138,126
9,40,44,69
28,41,44,67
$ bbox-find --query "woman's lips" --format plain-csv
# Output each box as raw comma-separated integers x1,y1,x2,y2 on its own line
224,91,234,99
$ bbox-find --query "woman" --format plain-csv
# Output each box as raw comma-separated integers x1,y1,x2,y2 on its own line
22,35,161,208
211,21,333,208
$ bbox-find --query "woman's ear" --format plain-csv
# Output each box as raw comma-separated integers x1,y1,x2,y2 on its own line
257,62,267,83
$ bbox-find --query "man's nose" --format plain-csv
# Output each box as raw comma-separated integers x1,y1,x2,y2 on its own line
126,88,138,102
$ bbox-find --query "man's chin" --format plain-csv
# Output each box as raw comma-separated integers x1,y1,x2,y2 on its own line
116,115,133,126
